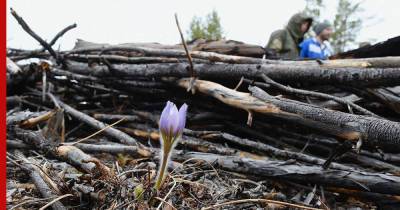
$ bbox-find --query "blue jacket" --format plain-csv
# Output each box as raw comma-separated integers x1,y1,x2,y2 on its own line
299,38,332,59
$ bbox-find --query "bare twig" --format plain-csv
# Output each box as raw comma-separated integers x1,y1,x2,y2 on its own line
156,177,178,210
154,197,177,210
174,13,198,93
174,13,194,78
39,194,73,210
234,76,244,90
10,8,63,65
9,197,55,210
48,93,135,144
69,117,126,145
47,23,77,49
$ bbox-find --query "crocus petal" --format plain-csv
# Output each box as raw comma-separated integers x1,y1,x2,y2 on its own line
159,101,172,133
167,103,179,138
175,103,188,135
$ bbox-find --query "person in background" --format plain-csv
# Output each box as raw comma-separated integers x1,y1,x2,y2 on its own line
299,21,333,59
265,12,313,59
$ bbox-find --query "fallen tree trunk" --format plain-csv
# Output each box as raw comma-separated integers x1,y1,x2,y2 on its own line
68,45,264,64
69,39,400,67
66,61,400,86
174,151,400,195
331,36,400,59
72,38,267,58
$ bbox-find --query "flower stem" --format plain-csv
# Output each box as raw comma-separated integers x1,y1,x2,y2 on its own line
154,151,170,190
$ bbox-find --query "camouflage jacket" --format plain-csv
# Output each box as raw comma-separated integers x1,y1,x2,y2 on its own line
266,13,313,59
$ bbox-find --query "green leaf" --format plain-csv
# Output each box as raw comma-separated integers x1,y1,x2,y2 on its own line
134,184,144,200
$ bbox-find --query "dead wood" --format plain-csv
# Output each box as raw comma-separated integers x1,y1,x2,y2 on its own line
93,113,141,123
70,39,400,67
7,13,400,208
249,85,400,147
49,93,151,156
7,57,36,90
6,57,21,75
73,143,140,155
177,78,400,148
331,36,400,59
174,151,400,195
13,128,114,179
12,151,68,210
65,61,400,86
10,8,63,65
16,129,101,173
205,132,356,171
65,54,184,64
7,110,51,126
259,74,379,117
7,139,31,150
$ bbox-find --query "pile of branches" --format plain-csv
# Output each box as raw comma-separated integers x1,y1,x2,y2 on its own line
7,9,400,209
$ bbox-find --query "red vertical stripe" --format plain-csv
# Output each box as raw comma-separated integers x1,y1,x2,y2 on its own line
1,0,7,208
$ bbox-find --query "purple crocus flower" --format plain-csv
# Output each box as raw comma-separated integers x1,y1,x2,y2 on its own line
155,101,188,190
159,101,187,140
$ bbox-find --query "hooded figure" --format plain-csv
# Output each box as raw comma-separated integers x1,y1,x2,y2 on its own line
266,13,313,59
